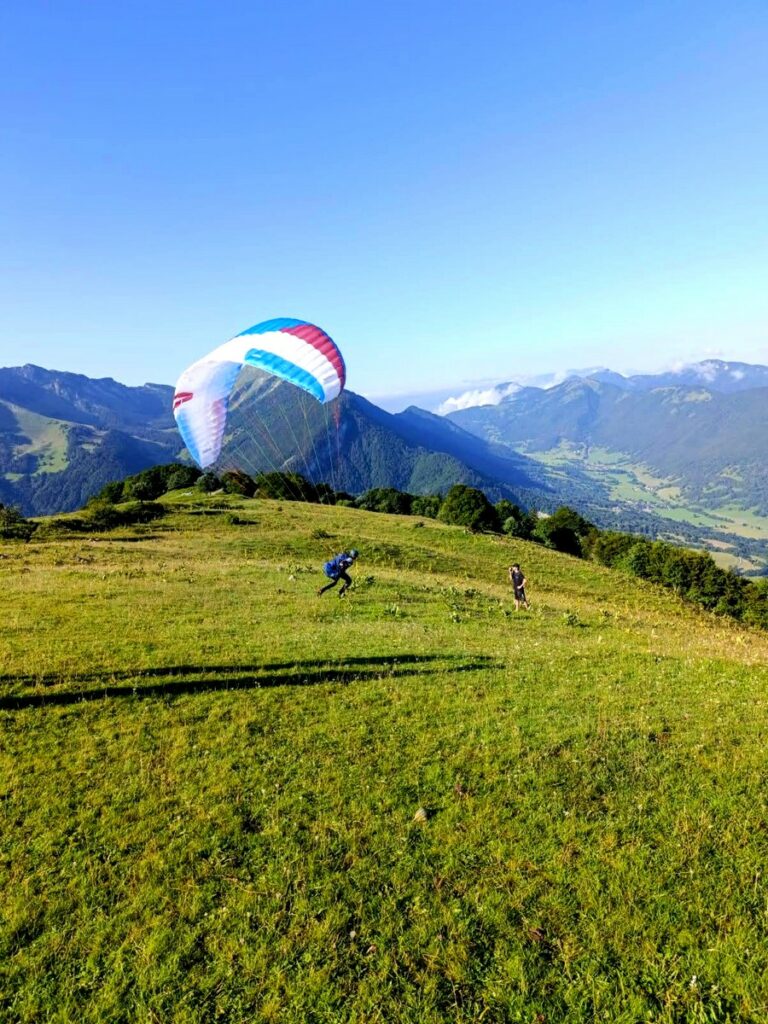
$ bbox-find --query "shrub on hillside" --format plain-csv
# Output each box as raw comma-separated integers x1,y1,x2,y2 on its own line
37,517,90,535
333,491,356,505
119,501,166,524
221,470,256,497
0,503,36,540
166,466,201,491
85,499,123,531
620,542,652,579
316,483,339,504
95,462,200,503
534,506,596,557
411,495,441,519
93,480,125,504
81,499,166,531
356,488,415,515
591,531,639,567
743,580,768,629
502,507,538,540
590,527,768,625
254,472,320,502
123,466,167,501
196,472,223,493
494,500,520,524
438,485,500,533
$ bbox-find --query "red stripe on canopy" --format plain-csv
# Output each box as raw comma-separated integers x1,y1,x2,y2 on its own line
173,391,194,409
279,323,346,390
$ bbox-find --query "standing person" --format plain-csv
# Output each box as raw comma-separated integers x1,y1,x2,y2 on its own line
508,563,529,610
318,549,359,597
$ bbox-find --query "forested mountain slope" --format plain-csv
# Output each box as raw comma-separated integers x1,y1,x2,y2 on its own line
0,365,179,515
0,365,569,515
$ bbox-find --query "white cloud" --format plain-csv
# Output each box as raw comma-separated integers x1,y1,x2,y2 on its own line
436,382,521,415
696,360,721,382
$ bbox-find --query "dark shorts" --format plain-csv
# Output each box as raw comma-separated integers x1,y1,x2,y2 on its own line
323,569,351,586
514,587,526,601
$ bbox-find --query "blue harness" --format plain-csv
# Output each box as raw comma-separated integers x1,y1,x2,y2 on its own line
323,554,348,579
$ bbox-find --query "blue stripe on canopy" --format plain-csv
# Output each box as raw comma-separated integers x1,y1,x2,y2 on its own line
243,348,324,402
175,409,203,467
237,318,308,336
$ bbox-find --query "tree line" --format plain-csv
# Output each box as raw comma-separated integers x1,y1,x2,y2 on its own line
3,463,766,629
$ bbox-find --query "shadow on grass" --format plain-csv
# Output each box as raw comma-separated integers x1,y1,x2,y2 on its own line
0,654,453,688
88,534,165,542
0,655,500,710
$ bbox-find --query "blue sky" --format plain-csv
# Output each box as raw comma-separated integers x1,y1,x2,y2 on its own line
1,1,766,405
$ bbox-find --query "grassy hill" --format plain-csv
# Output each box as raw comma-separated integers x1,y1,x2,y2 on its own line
3,496,768,1022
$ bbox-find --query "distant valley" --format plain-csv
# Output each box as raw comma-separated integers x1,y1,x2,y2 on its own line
448,360,768,572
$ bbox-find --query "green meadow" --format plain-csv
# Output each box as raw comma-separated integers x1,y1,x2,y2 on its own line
3,494,768,1023
2,403,71,475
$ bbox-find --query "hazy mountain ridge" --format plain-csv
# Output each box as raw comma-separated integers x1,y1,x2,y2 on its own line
448,366,768,515
437,359,768,415
0,365,174,437
609,360,768,394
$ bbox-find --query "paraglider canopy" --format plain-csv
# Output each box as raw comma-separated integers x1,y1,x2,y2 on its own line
173,318,345,468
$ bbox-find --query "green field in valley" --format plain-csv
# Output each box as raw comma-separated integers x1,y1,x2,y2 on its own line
530,444,768,573
3,493,768,1022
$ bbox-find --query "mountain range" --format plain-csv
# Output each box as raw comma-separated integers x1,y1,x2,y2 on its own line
448,361,768,515
0,363,561,518
0,365,181,515
1,359,767,573
589,360,768,394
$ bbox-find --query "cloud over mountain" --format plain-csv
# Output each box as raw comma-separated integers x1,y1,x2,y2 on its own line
436,382,521,415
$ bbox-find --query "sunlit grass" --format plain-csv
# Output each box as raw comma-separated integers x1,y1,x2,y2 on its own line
2,494,768,1022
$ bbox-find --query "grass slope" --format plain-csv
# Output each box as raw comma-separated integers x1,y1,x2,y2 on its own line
3,496,768,1022
0,402,72,475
